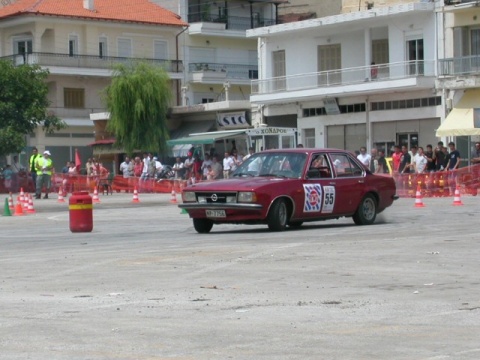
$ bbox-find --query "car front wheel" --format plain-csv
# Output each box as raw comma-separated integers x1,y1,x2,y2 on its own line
353,194,377,225
267,199,288,231
193,218,213,233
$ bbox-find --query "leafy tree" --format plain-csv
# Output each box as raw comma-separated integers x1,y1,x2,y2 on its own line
0,60,65,156
104,62,172,155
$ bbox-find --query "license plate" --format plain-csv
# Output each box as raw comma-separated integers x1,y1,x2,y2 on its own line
206,210,226,218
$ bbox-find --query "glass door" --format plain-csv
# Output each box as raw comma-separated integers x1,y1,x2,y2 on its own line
397,133,418,150
407,38,424,75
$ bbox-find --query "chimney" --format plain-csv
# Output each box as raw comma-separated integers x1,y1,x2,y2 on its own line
83,0,94,10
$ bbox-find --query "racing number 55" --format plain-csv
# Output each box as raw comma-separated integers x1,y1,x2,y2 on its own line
321,186,335,214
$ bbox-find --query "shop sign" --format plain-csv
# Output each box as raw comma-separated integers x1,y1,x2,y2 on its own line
217,112,248,128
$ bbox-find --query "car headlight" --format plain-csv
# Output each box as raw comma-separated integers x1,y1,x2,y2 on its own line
182,191,196,202
238,192,257,203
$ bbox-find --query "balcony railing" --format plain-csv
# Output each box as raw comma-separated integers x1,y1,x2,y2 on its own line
438,55,480,76
189,62,258,79
251,60,435,95
0,52,183,72
187,13,275,30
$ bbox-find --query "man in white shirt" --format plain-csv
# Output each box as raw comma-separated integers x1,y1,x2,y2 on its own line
201,153,213,180
412,146,428,174
140,153,150,181
357,147,371,167
222,152,234,179
172,157,184,180
119,157,132,178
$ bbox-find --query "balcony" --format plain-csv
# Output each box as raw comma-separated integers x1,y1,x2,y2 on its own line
251,60,436,103
1,52,183,75
438,55,480,77
188,13,275,31
189,62,258,84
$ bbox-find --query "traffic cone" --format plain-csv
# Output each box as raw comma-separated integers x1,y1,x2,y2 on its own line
57,188,65,203
92,187,100,203
19,188,25,203
132,187,140,203
23,195,29,212
8,193,14,210
414,185,425,208
170,189,177,204
452,186,464,206
13,199,24,216
3,198,12,216
27,194,36,214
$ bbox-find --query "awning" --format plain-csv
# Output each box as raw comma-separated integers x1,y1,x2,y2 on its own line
436,89,480,136
169,121,214,141
167,130,247,146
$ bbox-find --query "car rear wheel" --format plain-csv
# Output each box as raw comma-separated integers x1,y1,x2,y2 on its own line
353,194,377,225
193,218,213,233
267,199,288,231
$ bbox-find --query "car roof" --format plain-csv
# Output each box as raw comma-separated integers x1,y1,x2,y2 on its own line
259,148,352,155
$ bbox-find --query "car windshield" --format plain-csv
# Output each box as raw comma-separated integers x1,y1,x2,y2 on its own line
232,152,307,179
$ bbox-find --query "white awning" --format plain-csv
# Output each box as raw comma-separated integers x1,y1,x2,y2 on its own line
436,89,480,137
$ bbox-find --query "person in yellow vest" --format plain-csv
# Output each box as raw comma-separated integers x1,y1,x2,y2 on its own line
29,147,40,191
35,150,53,199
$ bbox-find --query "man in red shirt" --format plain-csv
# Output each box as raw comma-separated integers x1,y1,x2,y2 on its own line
391,145,402,173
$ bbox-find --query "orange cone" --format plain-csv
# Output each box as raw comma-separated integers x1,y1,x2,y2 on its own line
92,188,100,203
132,187,140,203
27,194,36,214
414,185,425,208
452,186,464,206
57,187,65,203
170,189,177,204
13,200,24,216
8,193,14,210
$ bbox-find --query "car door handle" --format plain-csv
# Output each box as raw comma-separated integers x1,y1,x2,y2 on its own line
358,179,364,183
329,182,336,185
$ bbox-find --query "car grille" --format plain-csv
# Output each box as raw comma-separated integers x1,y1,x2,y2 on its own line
196,192,237,204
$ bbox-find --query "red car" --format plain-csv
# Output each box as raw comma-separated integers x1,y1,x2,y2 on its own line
179,149,397,233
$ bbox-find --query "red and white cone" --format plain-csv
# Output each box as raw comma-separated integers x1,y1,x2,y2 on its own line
23,195,29,212
452,186,464,206
132,187,140,203
170,189,177,204
92,188,100,203
57,188,65,203
414,185,425,208
27,194,36,214
8,192,14,210
19,189,25,204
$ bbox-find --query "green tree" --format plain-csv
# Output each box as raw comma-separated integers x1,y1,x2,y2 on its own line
104,62,172,155
0,60,65,156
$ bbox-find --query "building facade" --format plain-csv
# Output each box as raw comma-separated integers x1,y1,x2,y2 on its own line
248,1,443,156
0,0,186,170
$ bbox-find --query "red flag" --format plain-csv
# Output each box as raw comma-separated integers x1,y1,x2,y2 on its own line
75,148,82,172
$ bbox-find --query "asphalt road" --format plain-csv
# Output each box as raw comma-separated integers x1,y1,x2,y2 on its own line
0,192,479,360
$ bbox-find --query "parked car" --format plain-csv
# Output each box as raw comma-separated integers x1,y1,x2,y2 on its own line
179,148,398,233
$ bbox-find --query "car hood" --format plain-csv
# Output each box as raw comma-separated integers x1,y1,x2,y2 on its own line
185,178,295,192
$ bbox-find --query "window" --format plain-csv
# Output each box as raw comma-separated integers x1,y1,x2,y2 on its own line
303,128,316,148
330,153,363,177
69,35,78,57
154,40,168,60
318,44,341,85
272,50,286,91
406,38,424,75
118,38,132,58
14,39,32,55
99,37,108,58
308,154,332,178
64,88,85,108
